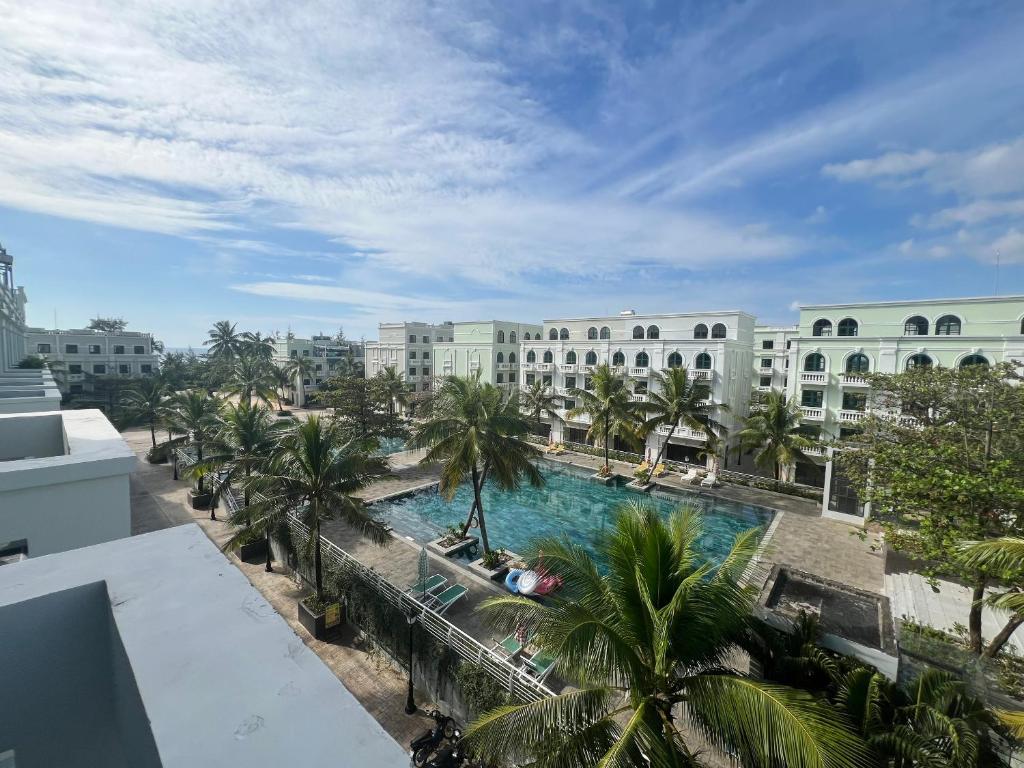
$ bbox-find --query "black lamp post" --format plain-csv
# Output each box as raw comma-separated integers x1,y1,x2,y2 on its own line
405,611,417,714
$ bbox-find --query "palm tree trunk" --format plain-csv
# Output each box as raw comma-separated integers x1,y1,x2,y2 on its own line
313,519,323,601
647,424,675,483
265,526,273,572
603,412,610,471
470,464,491,554
196,444,205,495
983,612,1024,659
968,578,986,654
149,418,156,448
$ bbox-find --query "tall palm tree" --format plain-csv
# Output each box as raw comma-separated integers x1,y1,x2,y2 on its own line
204,320,245,360
837,667,1005,767
519,379,563,438
121,375,169,447
251,416,389,599
639,366,718,482
200,401,286,509
960,538,1024,657
222,354,276,406
737,390,816,481
411,374,543,555
566,363,641,473
163,389,221,502
242,330,276,361
465,502,871,768
376,365,408,416
284,355,316,405
269,364,292,411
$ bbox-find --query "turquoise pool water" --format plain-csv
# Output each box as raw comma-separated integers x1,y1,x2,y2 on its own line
373,462,774,565
375,437,407,456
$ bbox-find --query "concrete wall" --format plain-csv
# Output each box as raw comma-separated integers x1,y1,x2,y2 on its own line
0,582,161,768
0,412,64,460
0,473,131,556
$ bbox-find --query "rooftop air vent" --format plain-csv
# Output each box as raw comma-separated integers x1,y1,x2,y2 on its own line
619,309,636,316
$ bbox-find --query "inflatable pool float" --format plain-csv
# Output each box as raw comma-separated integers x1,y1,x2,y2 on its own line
517,570,541,596
504,568,524,594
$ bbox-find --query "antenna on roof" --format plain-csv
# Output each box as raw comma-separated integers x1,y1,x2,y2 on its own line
994,249,1001,295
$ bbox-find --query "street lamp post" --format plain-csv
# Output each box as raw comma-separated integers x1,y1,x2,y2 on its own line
405,612,417,714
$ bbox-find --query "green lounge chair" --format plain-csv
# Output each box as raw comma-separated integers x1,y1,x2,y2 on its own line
525,650,556,683
427,584,468,615
492,633,524,659
406,573,447,597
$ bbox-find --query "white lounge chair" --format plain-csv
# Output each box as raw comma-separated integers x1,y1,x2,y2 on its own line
679,468,699,484
700,473,719,488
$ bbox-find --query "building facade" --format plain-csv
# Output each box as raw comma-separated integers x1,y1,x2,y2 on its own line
26,327,160,394
0,244,28,372
753,325,799,394
364,321,454,398
521,310,755,465
432,321,542,387
272,334,363,406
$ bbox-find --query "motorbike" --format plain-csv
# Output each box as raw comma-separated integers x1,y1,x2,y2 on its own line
422,731,490,768
410,710,457,766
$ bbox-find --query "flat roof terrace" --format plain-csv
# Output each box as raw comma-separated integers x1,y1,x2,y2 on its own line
0,370,61,414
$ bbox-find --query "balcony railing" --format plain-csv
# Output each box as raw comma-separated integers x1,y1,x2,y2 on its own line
839,410,865,423
535,363,552,372
520,362,535,371
802,445,825,457
800,372,827,385
580,365,595,374
559,363,577,373
800,406,824,420
655,424,708,441
756,385,772,392
628,367,649,378
631,393,648,403
497,363,515,371
691,369,713,380
840,374,869,386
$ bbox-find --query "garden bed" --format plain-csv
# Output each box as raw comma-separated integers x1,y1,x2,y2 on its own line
468,549,519,581
298,596,343,640
427,534,479,558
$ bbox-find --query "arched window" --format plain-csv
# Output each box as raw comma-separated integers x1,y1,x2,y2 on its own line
694,324,709,339
612,351,625,366
936,315,961,336
906,353,932,370
548,328,558,340
559,327,569,340
804,353,826,372
497,330,505,344
812,319,832,337
694,353,711,370
523,332,531,341
599,326,611,339
526,350,536,363
496,352,504,363
585,350,597,365
646,325,659,339
837,318,858,337
543,350,553,363
959,354,988,368
508,352,516,364
509,331,517,344
846,354,870,374
565,350,577,364
904,316,928,336
667,352,682,368
632,325,644,339
1020,318,1024,334
635,351,649,368
587,327,598,340
711,323,727,339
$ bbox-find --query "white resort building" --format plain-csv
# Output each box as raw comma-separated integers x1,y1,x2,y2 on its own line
521,310,755,465
432,320,542,387
26,327,161,395
364,321,454,399
272,334,363,406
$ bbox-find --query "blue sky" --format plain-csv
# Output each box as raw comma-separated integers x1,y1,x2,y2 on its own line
1,0,1023,347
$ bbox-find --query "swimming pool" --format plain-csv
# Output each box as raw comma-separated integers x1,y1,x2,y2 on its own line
372,462,775,566
374,437,407,456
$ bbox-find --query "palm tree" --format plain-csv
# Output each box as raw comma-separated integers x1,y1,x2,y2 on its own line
242,330,276,361
269,364,292,411
200,401,286,509
121,375,169,448
251,416,389,599
222,354,276,406
376,365,408,416
163,389,221,504
284,356,316,406
959,538,1024,657
411,374,543,555
639,366,719,483
519,379,563,439
465,501,871,767
566,363,641,473
738,390,816,481
837,667,1005,767
204,320,245,360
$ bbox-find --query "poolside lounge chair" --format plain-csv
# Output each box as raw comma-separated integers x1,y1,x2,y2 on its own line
524,650,557,683
406,573,447,597
679,467,699,484
427,584,468,615
700,473,719,488
651,463,666,478
491,633,526,660
635,460,650,475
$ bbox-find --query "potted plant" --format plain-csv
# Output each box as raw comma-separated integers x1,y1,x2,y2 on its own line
469,547,515,580
427,522,479,558
590,463,615,485
298,593,343,640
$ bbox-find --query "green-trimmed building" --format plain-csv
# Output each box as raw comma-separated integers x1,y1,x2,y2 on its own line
432,320,542,387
